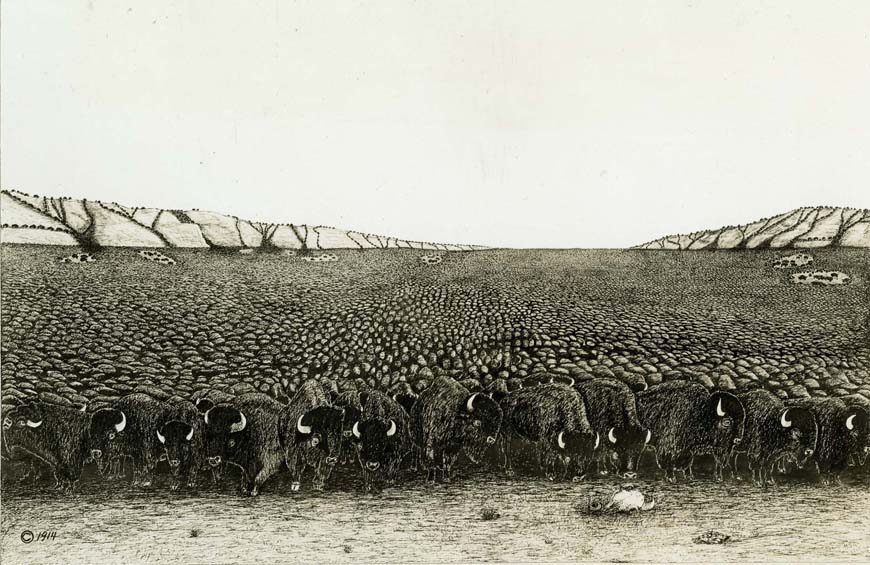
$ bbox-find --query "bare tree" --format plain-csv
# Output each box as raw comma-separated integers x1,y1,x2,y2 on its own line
251,222,280,251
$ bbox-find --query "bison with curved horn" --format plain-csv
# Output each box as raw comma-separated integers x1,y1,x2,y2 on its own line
202,392,280,496
155,397,204,490
410,376,503,483
88,405,127,479
784,397,868,485
350,390,411,492
575,378,651,479
637,381,745,482
104,393,201,488
281,382,346,492
2,402,92,492
736,389,817,486
499,382,599,481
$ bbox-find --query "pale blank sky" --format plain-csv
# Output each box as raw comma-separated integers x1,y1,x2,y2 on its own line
2,1,869,248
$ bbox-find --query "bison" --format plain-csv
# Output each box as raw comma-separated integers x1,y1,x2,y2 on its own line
88,405,128,478
106,393,201,487
499,383,599,480
786,397,868,485
575,378,651,479
280,382,345,492
2,402,91,492
637,381,744,482
202,392,286,496
410,376,503,482
737,390,817,486
156,397,204,490
351,390,411,492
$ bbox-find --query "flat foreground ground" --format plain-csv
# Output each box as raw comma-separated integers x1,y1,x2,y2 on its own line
2,471,869,563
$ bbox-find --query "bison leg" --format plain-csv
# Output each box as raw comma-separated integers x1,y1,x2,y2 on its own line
729,452,743,481
246,466,275,497
499,438,514,477
442,451,461,483
285,450,304,492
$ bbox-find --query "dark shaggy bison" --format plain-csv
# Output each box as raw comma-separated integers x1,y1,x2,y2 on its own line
737,390,817,486
575,379,650,479
203,392,286,496
156,397,204,490
637,381,744,482
88,405,128,478
106,393,201,487
499,383,599,481
351,390,411,492
2,402,91,492
410,376,503,482
785,397,868,485
280,382,345,492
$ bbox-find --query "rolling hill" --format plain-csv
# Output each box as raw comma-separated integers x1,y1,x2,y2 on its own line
634,207,870,250
0,190,486,251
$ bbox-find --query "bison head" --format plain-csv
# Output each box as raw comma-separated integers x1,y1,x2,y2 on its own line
555,429,600,480
604,425,652,479
294,406,345,487
2,403,47,456
202,404,247,477
459,392,503,464
352,417,401,487
157,420,196,476
778,406,817,468
708,392,745,458
195,398,215,415
844,407,870,466
88,408,127,474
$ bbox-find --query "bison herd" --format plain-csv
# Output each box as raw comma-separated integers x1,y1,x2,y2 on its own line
3,374,869,495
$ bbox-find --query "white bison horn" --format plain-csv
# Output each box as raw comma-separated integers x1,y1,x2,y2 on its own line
781,409,792,428
466,392,479,413
716,398,726,417
80,404,87,412
608,427,617,444
643,381,648,391
115,411,126,433
594,432,600,450
26,419,43,428
297,414,312,435
185,426,194,442
386,419,397,437
203,408,211,425
645,429,652,445
567,377,575,387
230,412,246,434
352,421,361,438
156,429,166,444
846,414,856,431
557,431,566,449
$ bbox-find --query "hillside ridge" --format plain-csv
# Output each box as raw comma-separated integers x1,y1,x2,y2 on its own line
0,189,487,251
634,206,870,250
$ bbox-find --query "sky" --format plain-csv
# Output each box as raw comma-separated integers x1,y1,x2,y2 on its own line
2,1,869,248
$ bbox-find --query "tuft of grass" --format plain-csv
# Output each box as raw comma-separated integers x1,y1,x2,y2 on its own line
543,535,554,545
189,528,201,538
343,544,352,553
480,507,501,521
